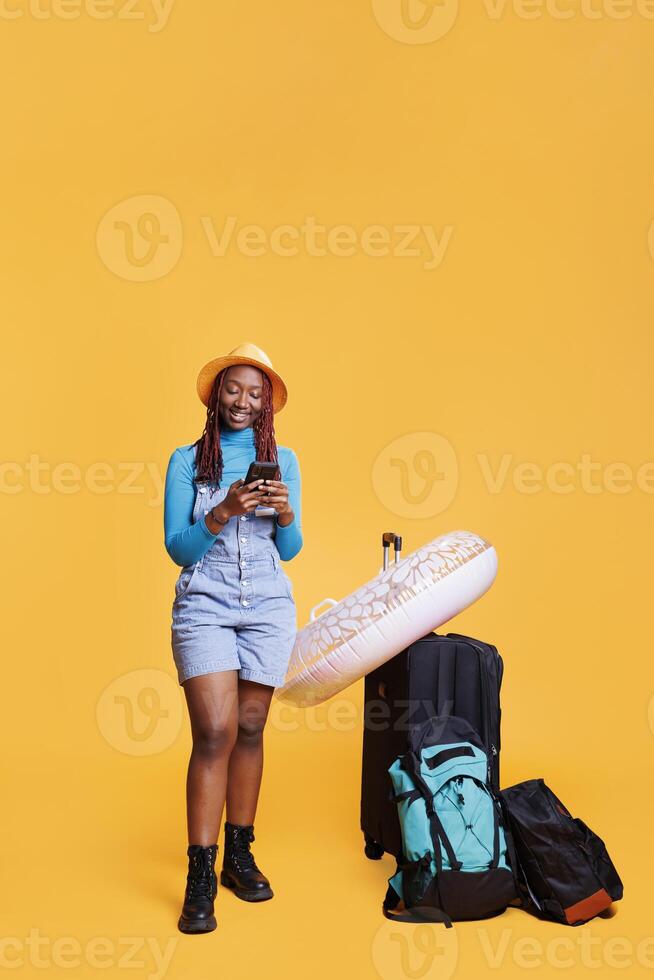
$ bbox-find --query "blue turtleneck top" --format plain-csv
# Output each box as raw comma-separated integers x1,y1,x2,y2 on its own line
164,426,303,567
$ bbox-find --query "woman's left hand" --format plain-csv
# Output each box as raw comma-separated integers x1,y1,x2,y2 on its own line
261,479,293,518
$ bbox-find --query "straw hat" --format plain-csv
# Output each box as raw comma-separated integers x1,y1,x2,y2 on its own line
196,342,288,413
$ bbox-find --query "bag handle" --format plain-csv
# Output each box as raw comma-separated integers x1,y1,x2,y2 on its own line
309,598,339,622
425,745,475,771
410,713,457,761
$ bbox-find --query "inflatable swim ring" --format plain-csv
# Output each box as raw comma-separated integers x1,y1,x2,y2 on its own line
275,530,497,708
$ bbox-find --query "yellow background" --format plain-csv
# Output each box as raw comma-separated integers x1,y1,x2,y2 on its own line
2,1,653,977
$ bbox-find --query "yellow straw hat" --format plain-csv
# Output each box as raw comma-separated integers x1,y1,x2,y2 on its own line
196,342,288,413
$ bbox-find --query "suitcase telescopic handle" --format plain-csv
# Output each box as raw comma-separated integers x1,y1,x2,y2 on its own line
381,532,403,570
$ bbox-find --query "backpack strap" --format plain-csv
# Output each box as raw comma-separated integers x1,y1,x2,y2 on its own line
390,787,422,805
486,783,500,869
491,798,500,868
428,810,461,873
383,904,453,928
468,776,501,869
383,879,453,928
402,750,462,872
425,745,475,770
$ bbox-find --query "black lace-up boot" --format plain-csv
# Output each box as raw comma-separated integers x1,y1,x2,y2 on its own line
220,822,273,902
178,844,219,934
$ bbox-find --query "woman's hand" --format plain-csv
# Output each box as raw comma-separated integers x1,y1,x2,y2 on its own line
260,479,294,524
217,478,266,519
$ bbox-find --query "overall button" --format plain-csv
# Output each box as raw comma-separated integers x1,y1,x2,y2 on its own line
242,579,249,586
240,515,247,522
242,599,249,606
240,537,246,543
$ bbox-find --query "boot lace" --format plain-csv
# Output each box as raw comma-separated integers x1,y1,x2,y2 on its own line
186,852,216,901
232,827,260,872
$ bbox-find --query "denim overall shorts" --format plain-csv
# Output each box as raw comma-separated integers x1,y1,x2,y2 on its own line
170,482,297,687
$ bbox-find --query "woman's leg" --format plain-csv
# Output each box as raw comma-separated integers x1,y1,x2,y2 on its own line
183,670,240,845
225,678,274,825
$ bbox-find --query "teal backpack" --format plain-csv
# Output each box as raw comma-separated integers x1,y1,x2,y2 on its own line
383,715,518,927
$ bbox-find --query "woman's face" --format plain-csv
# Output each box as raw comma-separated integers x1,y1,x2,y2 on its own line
218,365,265,430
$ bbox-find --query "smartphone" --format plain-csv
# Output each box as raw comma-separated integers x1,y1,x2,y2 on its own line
243,460,280,491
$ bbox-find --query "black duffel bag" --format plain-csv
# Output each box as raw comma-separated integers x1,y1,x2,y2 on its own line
500,778,623,926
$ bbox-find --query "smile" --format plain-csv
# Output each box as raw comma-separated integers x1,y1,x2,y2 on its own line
229,408,250,420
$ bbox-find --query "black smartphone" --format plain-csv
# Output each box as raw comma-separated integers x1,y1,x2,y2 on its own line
243,460,280,492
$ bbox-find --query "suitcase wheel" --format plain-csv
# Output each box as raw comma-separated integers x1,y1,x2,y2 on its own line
364,834,384,860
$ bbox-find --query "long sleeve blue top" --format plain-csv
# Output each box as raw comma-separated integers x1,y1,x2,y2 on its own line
164,425,303,567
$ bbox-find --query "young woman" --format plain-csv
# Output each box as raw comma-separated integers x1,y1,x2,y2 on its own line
163,342,302,934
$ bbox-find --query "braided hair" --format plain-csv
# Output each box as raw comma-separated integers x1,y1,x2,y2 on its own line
193,366,278,487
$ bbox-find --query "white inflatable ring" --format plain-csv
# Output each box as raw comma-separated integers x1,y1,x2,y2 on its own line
275,530,498,708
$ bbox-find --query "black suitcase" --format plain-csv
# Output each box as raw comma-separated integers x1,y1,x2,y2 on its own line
360,532,504,861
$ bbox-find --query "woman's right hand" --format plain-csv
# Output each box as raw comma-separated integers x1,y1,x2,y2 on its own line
216,478,266,520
